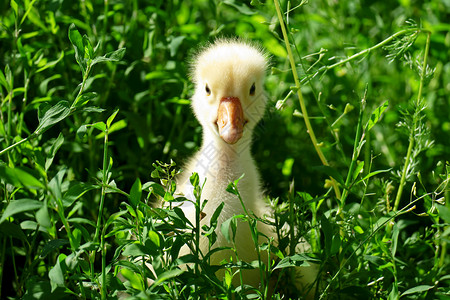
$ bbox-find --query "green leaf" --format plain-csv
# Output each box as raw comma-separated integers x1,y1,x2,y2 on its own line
77,124,87,139
80,106,105,113
222,0,256,15
153,269,184,286
168,36,185,57
401,285,434,296
388,282,399,300
164,191,175,202
36,100,71,135
221,215,240,243
104,210,129,232
10,0,18,17
282,157,295,177
151,169,160,179
49,255,66,292
169,207,190,228
68,24,86,74
351,161,364,183
144,182,165,198
107,109,119,128
356,168,392,184
0,199,43,223
82,35,93,60
45,133,64,171
391,222,399,257
366,100,389,131
4,64,13,90
0,222,27,241
148,231,161,248
129,178,142,207
91,48,126,66
95,119,127,139
36,200,51,228
436,204,450,223
36,51,64,73
122,243,147,256
20,0,39,26
0,165,45,189
226,174,245,196
189,172,199,187
331,234,341,255
210,202,225,227
40,239,69,258
274,254,316,269
73,92,98,108
62,182,97,207
91,121,106,132
0,66,10,91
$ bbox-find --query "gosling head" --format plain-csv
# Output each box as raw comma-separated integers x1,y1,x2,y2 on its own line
191,39,268,145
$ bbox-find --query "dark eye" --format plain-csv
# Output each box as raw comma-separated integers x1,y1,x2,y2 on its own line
205,84,211,96
249,83,256,96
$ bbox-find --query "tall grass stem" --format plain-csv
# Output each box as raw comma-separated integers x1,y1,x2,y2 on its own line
274,0,341,200
393,31,431,212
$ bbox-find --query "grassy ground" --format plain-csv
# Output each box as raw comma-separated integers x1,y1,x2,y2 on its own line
0,0,449,299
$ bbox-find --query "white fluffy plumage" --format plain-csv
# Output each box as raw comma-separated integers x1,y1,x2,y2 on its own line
176,39,317,297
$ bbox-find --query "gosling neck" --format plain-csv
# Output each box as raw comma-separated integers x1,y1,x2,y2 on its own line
201,129,253,160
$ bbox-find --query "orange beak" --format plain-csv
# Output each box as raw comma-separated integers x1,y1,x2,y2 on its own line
216,97,245,144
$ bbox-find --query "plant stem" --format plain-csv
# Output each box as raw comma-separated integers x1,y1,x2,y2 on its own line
338,90,367,214
94,130,109,243
288,180,295,255
234,184,265,293
274,0,341,199
393,31,431,212
93,128,109,299
322,29,419,72
0,135,31,157
101,226,107,300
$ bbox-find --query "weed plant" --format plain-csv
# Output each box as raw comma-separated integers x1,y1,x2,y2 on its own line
0,0,449,299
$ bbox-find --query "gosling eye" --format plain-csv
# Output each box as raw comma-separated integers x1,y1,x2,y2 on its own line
249,83,256,96
205,84,211,96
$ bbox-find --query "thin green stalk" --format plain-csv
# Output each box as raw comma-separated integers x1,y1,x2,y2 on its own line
55,197,76,250
72,64,91,109
7,87,13,146
393,31,431,212
101,226,107,300
321,29,420,73
232,183,266,295
274,0,341,200
195,186,201,279
0,135,31,157
92,128,109,299
94,130,109,243
288,180,295,255
338,91,367,214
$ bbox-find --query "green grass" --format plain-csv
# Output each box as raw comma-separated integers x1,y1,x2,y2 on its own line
0,0,449,299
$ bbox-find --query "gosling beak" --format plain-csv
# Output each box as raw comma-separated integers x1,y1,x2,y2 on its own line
216,97,246,144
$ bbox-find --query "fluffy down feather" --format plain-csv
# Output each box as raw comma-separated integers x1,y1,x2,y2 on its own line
176,39,317,298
